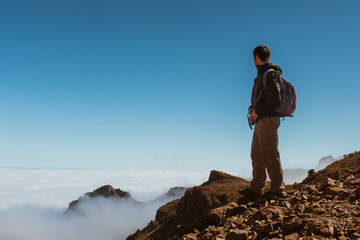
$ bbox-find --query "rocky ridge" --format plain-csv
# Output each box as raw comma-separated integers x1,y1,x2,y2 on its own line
67,185,189,213
67,185,137,212
127,151,360,240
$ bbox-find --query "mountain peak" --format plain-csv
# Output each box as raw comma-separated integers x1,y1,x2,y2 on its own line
67,185,135,212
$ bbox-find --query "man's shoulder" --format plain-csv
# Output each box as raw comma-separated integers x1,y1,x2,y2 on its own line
265,62,282,75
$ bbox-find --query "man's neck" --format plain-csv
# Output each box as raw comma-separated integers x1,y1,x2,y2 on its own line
257,60,269,66
256,61,270,70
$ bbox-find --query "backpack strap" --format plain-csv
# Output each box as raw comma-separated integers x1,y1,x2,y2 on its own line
263,69,276,86
256,69,277,103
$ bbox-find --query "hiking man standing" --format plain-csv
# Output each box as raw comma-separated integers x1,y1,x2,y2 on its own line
246,45,286,198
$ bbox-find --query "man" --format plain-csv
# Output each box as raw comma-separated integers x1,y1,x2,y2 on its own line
246,45,286,198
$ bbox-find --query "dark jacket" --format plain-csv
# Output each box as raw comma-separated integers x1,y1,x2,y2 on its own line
250,62,282,121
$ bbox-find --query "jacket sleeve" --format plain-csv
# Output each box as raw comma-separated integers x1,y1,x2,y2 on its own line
254,71,281,116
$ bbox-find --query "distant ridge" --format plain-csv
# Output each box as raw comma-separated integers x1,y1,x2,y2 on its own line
66,185,189,214
67,185,137,212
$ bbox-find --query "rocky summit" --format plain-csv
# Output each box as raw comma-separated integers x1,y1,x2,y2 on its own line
67,185,136,212
127,151,360,240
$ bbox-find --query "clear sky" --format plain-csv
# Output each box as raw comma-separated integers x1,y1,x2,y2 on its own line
1,0,359,171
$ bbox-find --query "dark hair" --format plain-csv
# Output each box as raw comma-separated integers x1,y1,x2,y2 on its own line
253,45,270,62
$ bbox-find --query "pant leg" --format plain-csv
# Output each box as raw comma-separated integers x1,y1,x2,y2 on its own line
260,117,285,193
250,121,267,195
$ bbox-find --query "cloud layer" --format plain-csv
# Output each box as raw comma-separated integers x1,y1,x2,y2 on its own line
0,165,329,240
0,168,211,240
0,197,173,240
0,168,214,209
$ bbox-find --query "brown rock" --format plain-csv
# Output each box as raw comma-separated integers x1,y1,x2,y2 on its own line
322,186,350,198
327,221,334,236
208,170,239,183
205,202,238,221
177,171,248,220
284,232,299,240
354,187,360,198
308,220,334,236
283,201,291,209
199,232,212,240
318,177,336,191
351,232,360,238
251,210,272,222
259,223,273,234
301,184,320,194
283,216,303,233
313,207,326,215
225,230,248,240
237,204,248,213
156,199,179,223
183,233,197,240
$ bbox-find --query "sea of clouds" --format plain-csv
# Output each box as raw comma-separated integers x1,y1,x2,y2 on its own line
0,162,333,240
0,169,248,240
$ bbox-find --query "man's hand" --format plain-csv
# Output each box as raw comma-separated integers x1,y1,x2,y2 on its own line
250,111,258,123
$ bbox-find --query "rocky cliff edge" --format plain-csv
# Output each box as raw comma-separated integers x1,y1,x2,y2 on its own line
127,151,360,240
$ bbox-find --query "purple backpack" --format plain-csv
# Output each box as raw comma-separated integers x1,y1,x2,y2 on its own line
263,69,297,117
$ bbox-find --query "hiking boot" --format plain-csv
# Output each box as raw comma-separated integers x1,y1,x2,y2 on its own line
263,191,287,199
238,187,261,204
239,187,261,197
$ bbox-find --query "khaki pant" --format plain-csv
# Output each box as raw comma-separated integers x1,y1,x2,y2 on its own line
250,117,285,194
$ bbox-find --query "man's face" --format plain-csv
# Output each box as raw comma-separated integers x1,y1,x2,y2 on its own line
253,55,258,66
253,54,262,66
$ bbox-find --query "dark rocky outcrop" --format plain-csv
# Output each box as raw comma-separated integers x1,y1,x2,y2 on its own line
127,170,250,240
127,151,360,240
67,185,136,212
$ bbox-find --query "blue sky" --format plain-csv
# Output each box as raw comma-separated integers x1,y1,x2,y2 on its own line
1,0,359,171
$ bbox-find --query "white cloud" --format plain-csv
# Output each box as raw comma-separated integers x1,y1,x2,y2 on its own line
0,197,170,240
0,168,211,209
0,168,213,240
0,166,326,240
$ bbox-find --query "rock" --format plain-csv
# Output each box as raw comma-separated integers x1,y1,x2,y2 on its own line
284,232,299,240
183,233,197,240
351,232,360,238
322,186,350,198
301,184,320,194
177,171,248,220
308,220,334,236
205,202,238,221
225,230,248,240
237,204,248,213
283,216,303,233
327,221,334,235
354,187,360,198
251,210,272,222
155,199,179,223
318,177,336,191
283,201,291,209
308,169,315,175
259,223,273,234
207,170,239,183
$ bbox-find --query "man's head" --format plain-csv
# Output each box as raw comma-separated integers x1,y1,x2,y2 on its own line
253,45,270,66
